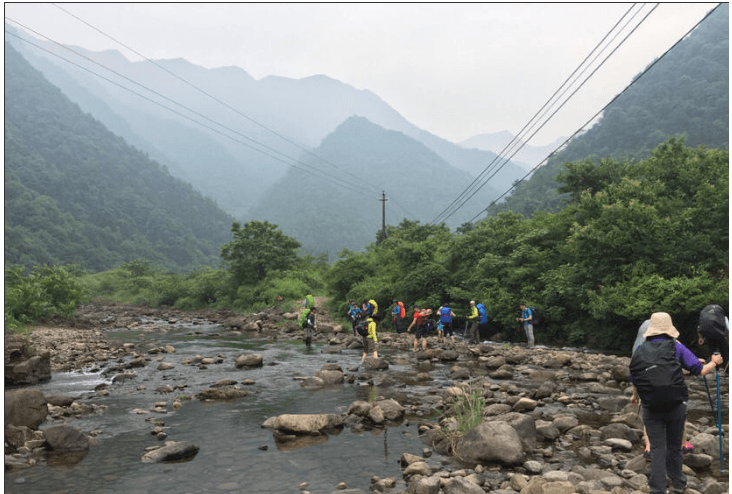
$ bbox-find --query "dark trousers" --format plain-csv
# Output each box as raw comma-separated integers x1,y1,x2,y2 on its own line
394,317,403,334
643,402,687,494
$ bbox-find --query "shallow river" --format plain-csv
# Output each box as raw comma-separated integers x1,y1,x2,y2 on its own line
5,318,457,494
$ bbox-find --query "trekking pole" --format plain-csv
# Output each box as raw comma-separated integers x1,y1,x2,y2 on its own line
702,375,716,416
715,360,724,473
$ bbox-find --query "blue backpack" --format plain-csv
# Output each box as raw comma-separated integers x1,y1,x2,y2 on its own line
439,307,452,323
476,303,488,324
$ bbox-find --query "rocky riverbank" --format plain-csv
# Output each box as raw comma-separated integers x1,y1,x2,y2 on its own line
4,300,729,494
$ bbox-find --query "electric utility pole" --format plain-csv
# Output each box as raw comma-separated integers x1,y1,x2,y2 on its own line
380,191,388,242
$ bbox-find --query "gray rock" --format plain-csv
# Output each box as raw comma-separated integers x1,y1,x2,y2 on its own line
45,395,75,407
454,421,525,465
273,413,343,435
43,425,90,452
141,441,199,463
5,424,38,451
4,389,48,429
374,399,405,421
235,353,263,368
363,358,389,371
443,476,484,494
196,388,250,401
5,353,51,385
211,379,238,387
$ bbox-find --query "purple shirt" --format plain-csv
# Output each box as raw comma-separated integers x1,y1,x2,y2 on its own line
645,336,704,375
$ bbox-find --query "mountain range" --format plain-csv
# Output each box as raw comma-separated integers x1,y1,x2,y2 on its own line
5,23,525,222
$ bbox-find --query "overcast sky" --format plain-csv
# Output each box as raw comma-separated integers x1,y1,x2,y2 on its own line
4,2,719,146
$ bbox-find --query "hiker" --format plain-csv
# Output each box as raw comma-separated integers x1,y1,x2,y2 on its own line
304,307,317,347
407,305,429,352
392,299,405,334
361,313,379,363
466,301,480,343
630,312,722,494
348,301,362,335
697,304,728,373
362,298,378,318
437,304,456,345
631,319,693,459
516,302,534,347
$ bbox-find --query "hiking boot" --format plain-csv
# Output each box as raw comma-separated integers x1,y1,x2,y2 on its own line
682,442,694,455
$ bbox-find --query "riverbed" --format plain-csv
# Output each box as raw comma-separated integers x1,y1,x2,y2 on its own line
5,317,454,494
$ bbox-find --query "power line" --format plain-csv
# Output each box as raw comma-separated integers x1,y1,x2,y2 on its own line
430,3,659,225
5,18,370,198
464,3,723,224
50,2,384,197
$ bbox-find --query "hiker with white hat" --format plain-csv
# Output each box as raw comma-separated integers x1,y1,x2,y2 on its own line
630,312,722,494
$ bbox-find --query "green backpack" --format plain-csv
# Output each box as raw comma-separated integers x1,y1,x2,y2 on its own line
298,308,311,329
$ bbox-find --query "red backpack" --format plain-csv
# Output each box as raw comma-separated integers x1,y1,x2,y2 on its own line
398,301,405,318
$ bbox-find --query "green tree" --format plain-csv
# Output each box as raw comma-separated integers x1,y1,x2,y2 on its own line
220,221,301,283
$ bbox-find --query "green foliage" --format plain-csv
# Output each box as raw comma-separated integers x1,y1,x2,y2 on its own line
5,264,88,330
220,221,301,283
452,385,486,435
324,139,728,352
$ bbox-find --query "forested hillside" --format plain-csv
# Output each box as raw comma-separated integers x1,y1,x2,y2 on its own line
4,42,234,272
327,138,728,351
249,116,501,258
488,3,728,218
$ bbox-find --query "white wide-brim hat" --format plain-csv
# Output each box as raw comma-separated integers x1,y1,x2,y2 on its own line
643,312,680,339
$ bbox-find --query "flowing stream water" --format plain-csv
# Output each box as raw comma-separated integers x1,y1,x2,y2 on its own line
5,318,460,494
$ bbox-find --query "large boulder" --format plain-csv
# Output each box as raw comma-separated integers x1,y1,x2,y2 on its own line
43,424,90,452
495,412,537,453
235,353,263,368
315,364,344,384
5,353,51,385
5,389,48,428
454,421,525,465
374,399,406,421
273,414,343,435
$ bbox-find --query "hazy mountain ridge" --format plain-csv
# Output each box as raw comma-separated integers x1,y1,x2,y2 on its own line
249,116,500,258
459,131,568,172
5,22,525,220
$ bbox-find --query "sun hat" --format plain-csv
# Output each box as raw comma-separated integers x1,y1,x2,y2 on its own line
643,312,680,339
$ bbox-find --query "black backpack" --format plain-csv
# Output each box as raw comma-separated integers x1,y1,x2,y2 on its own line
629,338,688,412
356,319,369,337
699,304,727,341
529,307,540,326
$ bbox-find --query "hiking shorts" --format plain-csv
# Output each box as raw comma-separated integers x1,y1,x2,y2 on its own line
415,325,429,339
363,336,375,353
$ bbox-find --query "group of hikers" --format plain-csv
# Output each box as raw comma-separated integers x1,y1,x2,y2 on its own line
343,298,535,354
297,293,728,494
